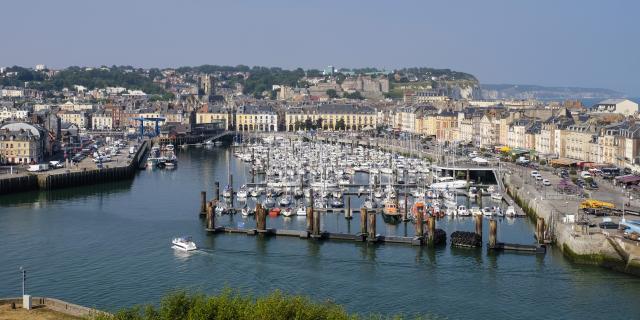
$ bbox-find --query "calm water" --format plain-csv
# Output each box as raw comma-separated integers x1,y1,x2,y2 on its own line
1,147,639,319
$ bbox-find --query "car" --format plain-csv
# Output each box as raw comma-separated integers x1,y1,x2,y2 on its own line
531,170,540,177
536,175,543,181
542,179,551,186
599,221,619,229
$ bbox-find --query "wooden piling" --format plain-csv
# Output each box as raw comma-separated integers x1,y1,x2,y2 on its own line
307,191,315,232
403,193,409,222
206,201,215,229
536,217,545,243
367,210,377,241
256,203,266,231
200,191,207,214
345,196,352,219
415,206,424,237
215,181,220,201
313,206,321,237
427,216,436,246
360,208,368,235
489,219,497,248
475,214,483,240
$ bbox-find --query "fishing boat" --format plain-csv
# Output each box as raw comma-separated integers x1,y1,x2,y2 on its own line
172,236,197,251
382,199,401,224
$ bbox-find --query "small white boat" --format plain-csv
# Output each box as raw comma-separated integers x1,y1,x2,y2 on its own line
470,206,482,216
282,207,294,217
296,205,307,216
482,207,494,216
505,206,516,217
457,205,470,216
490,192,502,201
237,185,248,199
172,236,197,251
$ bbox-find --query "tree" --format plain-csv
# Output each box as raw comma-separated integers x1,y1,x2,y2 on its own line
304,117,313,130
335,118,346,131
344,91,364,100
294,120,304,131
315,117,324,130
326,89,338,99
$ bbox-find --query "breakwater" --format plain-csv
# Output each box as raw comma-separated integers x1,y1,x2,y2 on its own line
0,297,108,318
0,140,149,196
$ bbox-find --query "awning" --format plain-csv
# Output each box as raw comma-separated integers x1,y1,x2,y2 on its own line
550,158,579,166
615,175,640,184
510,148,529,156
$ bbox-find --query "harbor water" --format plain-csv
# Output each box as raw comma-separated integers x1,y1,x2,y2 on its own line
1,147,640,319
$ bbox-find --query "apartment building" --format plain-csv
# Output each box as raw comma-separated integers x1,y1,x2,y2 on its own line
285,104,377,131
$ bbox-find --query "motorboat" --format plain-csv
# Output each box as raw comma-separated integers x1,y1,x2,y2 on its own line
490,192,502,201
330,198,344,208
470,206,482,216
505,206,516,217
263,197,276,208
237,185,248,199
241,207,255,217
469,186,479,198
296,205,307,216
222,185,233,198
457,205,470,216
279,195,293,206
482,207,494,216
172,236,197,251
165,144,175,152
250,188,260,197
282,207,294,217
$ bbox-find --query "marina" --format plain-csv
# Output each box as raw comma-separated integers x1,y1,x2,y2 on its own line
2,140,640,318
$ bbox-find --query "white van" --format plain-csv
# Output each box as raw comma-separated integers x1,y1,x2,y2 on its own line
580,171,592,179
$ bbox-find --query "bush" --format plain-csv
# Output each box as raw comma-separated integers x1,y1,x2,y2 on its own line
94,289,409,320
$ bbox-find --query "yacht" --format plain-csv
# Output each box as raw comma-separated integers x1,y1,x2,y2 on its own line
236,185,248,199
165,144,175,152
430,177,468,190
172,236,197,251
282,207,294,217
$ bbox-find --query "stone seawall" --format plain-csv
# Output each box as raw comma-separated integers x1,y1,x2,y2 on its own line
0,296,109,318
503,172,640,275
0,140,149,196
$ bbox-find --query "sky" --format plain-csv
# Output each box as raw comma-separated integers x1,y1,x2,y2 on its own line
1,0,639,95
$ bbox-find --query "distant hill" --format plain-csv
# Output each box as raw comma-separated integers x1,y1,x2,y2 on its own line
480,84,624,100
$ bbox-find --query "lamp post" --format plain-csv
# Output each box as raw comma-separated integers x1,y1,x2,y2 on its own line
19,266,25,296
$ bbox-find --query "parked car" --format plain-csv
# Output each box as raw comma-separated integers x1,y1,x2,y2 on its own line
542,179,551,186
599,221,619,229
531,170,540,178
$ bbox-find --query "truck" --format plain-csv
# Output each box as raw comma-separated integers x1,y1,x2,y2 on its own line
516,156,530,165
27,164,49,172
129,146,136,154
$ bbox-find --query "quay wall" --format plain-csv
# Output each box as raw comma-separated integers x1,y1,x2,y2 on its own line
0,175,37,194
0,140,150,196
503,172,640,275
0,296,109,318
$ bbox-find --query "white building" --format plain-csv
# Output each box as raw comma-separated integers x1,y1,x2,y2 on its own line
91,112,113,130
0,106,29,122
591,99,639,116
1,89,24,98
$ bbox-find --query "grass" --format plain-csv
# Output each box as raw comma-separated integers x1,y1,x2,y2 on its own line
0,304,84,320
94,290,437,320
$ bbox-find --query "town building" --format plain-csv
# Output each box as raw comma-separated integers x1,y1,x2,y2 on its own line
285,104,378,131
236,105,278,132
591,99,639,116
0,122,46,164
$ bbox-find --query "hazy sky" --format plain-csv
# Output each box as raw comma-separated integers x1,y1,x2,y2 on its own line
2,0,638,95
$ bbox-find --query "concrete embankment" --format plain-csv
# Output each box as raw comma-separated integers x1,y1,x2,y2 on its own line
0,140,150,196
0,296,108,318
503,171,640,275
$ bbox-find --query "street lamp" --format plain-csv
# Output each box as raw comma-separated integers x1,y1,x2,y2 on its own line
19,266,25,296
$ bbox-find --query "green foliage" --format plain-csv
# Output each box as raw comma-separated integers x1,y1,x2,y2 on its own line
94,290,377,320
3,66,166,94
326,89,339,99
344,91,364,100
336,118,346,130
